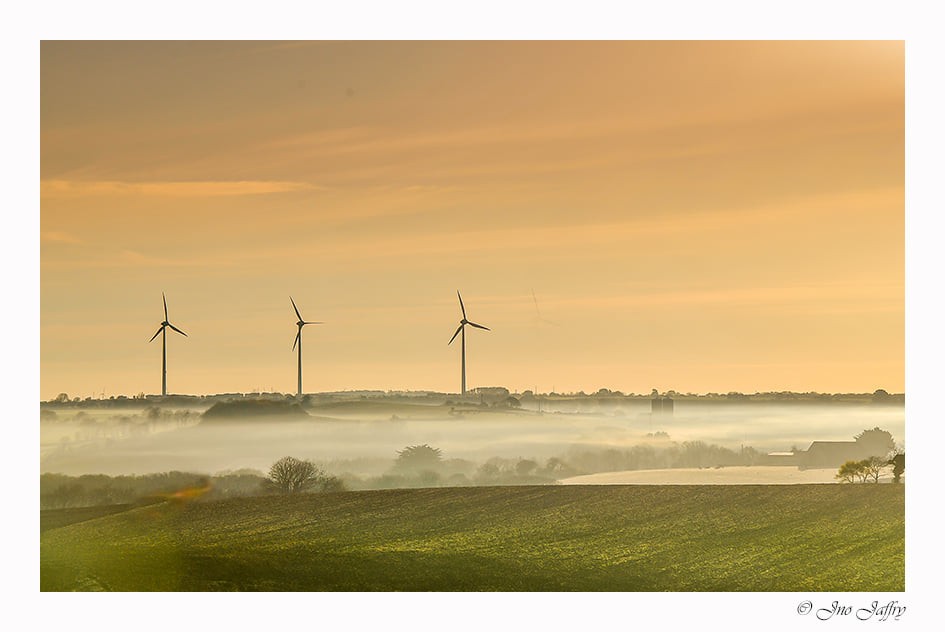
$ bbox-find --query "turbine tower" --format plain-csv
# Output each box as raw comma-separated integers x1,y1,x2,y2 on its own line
448,290,490,397
290,297,322,399
148,292,187,397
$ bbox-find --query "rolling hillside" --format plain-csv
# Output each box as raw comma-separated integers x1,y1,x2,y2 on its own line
41,485,904,591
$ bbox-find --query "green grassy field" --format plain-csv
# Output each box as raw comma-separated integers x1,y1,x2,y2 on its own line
40,503,138,534
40,485,904,591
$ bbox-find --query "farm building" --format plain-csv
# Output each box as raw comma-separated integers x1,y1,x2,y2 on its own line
762,427,896,469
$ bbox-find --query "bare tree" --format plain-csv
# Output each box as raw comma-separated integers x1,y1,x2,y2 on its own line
267,456,324,494
837,457,887,483
863,456,887,483
836,460,866,484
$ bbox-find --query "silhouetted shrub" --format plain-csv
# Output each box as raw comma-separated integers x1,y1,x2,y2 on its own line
394,444,443,472
266,456,324,493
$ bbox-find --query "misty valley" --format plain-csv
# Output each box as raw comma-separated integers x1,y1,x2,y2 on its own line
40,391,905,507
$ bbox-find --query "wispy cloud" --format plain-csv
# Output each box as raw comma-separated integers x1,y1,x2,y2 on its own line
39,186,901,274
40,180,321,198
280,186,903,262
41,247,242,270
41,231,82,244
544,283,902,312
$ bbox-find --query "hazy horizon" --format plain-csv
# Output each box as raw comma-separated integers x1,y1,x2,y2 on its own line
42,386,904,400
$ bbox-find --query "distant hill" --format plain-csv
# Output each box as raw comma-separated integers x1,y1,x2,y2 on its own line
201,399,310,421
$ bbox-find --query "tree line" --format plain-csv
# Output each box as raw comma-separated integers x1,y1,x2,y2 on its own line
835,452,905,484
43,433,904,510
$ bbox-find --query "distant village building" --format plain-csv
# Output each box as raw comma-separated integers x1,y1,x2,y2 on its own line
798,440,880,468
651,396,674,417
471,386,510,405
764,451,797,466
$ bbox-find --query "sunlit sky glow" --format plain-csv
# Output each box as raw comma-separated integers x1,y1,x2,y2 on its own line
40,40,903,398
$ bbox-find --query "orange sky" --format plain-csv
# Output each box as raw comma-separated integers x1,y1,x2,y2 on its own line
40,41,904,399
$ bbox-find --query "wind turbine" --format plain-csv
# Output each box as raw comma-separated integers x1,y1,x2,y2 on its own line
448,291,490,397
290,297,322,399
531,289,559,327
148,292,187,397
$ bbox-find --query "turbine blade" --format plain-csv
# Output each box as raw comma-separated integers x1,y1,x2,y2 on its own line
290,296,303,321
148,326,164,342
532,290,558,326
448,324,463,345
292,331,300,351
168,323,187,337
163,292,168,321
457,290,467,319
467,321,490,331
